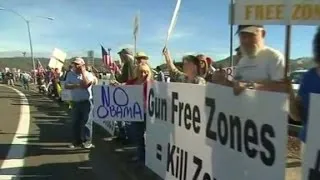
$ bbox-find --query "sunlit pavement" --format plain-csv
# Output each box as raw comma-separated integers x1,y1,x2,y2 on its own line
0,84,131,180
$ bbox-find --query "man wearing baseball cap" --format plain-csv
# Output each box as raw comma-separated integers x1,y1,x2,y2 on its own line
64,57,95,149
233,25,285,95
114,48,135,143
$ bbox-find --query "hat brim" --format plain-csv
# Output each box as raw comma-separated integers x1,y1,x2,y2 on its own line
135,56,149,60
72,61,85,65
236,26,263,35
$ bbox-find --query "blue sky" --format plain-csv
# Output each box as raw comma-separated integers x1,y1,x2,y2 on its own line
0,0,317,66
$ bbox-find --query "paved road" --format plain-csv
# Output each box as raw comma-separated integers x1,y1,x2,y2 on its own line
0,84,135,180
0,84,96,179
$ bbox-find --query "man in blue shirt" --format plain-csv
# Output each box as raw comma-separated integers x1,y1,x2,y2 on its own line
65,58,95,149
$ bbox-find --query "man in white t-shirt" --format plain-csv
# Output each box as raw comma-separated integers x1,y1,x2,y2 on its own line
234,25,285,82
233,25,285,94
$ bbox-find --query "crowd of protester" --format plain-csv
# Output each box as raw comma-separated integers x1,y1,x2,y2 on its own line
3,24,319,168
105,25,320,166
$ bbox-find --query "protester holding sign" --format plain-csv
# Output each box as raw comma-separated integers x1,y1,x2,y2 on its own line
65,57,95,149
162,47,206,84
115,48,136,142
234,25,285,81
231,25,286,95
196,54,210,80
293,27,320,156
117,48,135,83
135,52,154,79
125,63,153,164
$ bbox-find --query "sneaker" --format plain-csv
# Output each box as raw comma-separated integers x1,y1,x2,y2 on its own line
68,142,82,149
82,142,94,149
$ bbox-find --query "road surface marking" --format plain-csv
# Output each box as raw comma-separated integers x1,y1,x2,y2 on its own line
0,175,52,179
0,85,31,177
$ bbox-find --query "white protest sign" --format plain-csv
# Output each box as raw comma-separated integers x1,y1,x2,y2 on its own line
48,48,67,70
223,66,236,81
92,85,144,122
165,0,181,46
90,108,116,136
302,94,320,180
233,0,320,25
146,82,288,180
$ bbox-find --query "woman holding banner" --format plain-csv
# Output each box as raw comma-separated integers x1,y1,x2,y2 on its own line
162,47,206,85
125,63,153,164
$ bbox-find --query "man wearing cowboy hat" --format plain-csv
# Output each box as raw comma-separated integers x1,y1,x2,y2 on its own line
135,52,149,64
135,51,154,79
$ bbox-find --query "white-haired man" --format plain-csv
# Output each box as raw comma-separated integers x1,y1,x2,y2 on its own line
233,25,286,94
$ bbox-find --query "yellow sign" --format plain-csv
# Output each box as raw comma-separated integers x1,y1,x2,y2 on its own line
245,4,320,21
233,0,320,25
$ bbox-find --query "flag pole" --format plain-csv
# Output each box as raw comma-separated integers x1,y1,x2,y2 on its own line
284,26,291,80
108,48,115,79
133,11,140,65
229,0,234,68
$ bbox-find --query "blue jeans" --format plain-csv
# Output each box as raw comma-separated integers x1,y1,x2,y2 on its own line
129,113,146,162
71,100,92,144
22,80,29,90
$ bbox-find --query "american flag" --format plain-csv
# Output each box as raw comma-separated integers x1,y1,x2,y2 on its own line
101,46,120,74
36,59,45,73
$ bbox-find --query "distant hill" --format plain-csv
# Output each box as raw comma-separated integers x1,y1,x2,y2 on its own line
215,56,315,71
0,57,106,72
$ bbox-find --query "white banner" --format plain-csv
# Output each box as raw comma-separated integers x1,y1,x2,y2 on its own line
233,0,320,25
302,94,320,180
90,108,116,136
146,82,288,180
92,85,144,122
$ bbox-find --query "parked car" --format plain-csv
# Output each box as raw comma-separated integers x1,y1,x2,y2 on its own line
290,69,308,94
